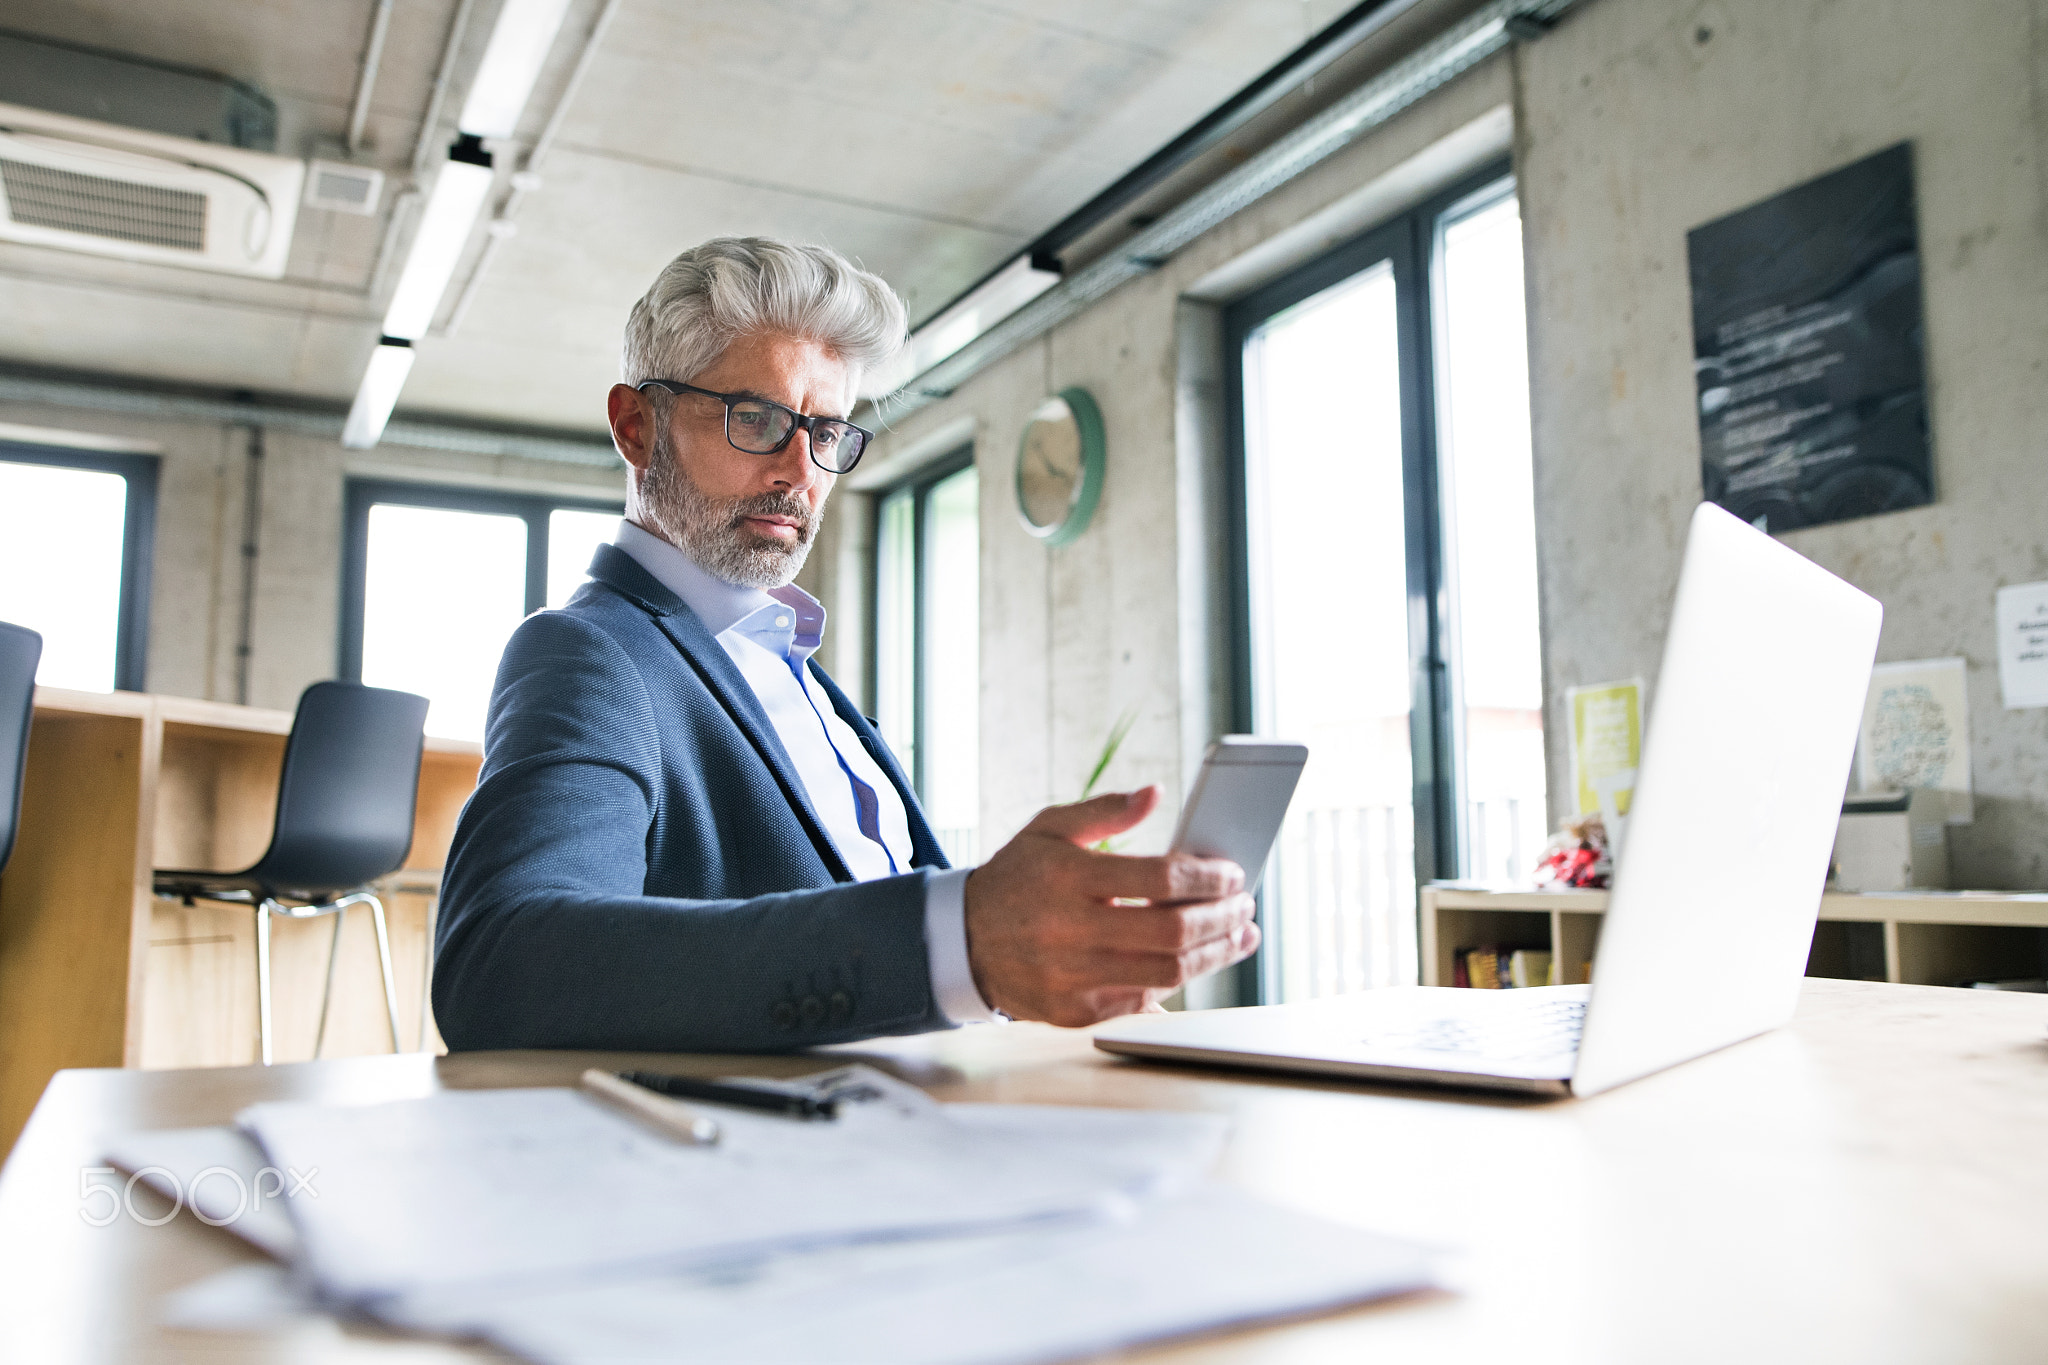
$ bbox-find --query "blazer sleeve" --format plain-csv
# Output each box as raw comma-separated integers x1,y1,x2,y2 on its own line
432,610,946,1053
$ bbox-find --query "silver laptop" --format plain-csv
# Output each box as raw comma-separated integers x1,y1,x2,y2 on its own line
1095,502,1883,1098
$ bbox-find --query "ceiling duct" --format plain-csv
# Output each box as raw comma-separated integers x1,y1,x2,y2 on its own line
0,28,276,151
0,99,303,277
876,0,1579,421
0,366,620,469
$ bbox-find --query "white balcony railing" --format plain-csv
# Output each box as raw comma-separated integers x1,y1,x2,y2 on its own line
1270,804,1417,999
1270,796,1545,1000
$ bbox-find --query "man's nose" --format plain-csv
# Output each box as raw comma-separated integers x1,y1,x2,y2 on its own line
767,427,819,491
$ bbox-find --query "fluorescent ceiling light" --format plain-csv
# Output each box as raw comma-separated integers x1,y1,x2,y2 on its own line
382,146,496,340
861,255,1062,398
458,0,575,138
342,340,416,449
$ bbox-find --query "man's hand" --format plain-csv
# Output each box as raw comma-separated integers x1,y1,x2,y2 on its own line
963,786,1259,1027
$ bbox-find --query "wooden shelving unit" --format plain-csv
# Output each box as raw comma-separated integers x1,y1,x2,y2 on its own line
1421,885,2048,988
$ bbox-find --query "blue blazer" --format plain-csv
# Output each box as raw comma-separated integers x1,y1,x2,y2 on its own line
433,543,952,1053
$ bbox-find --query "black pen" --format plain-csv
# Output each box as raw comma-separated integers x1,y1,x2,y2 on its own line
617,1070,840,1120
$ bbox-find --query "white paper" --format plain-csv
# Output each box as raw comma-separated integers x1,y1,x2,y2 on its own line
1996,581,2048,708
236,1065,1229,1309
1858,657,1972,822
420,1185,1439,1365
127,1075,1437,1363
104,1125,304,1261
160,1264,322,1333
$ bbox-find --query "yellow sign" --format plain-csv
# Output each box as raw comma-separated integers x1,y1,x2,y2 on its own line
1570,679,1643,819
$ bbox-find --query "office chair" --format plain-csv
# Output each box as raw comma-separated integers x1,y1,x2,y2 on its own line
0,620,43,875
156,681,430,1065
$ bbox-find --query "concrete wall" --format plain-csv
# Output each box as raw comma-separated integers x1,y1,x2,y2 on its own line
1517,0,2048,887
818,0,2048,892
0,400,624,712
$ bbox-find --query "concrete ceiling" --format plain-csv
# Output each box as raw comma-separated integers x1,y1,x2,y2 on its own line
0,0,1354,434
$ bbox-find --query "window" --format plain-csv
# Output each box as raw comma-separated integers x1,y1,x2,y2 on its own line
872,452,979,865
0,442,156,692
1227,165,1546,1003
341,481,621,741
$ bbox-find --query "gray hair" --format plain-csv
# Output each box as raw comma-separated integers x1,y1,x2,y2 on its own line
621,237,907,387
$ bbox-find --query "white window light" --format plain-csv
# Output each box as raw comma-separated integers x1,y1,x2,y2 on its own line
861,255,1062,398
458,0,575,139
381,144,497,340
342,340,417,449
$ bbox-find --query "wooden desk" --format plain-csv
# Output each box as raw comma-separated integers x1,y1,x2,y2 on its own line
0,978,2043,1363
0,688,482,1157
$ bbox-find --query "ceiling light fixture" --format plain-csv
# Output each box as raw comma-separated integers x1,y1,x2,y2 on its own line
342,338,416,448
380,135,496,340
343,0,572,449
861,255,1062,399
458,0,576,138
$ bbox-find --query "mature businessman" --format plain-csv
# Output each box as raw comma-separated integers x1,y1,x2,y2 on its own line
434,237,1257,1052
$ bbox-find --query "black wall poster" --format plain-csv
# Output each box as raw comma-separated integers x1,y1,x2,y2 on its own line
1687,143,1932,533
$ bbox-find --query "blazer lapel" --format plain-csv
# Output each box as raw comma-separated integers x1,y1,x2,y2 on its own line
587,545,853,883
808,660,952,871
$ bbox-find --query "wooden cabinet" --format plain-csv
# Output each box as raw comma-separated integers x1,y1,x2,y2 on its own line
1421,884,2048,987
0,688,480,1156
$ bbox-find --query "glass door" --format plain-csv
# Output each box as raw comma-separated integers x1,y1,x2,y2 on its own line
1227,165,1547,1003
872,452,980,866
1237,252,1420,1000
1433,186,1548,887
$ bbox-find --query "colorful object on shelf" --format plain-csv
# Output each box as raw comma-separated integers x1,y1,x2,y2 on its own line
1452,946,1556,989
1532,813,1612,890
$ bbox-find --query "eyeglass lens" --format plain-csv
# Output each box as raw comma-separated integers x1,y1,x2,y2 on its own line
727,399,865,471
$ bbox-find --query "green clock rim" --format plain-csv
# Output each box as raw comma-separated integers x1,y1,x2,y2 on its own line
1015,385,1105,548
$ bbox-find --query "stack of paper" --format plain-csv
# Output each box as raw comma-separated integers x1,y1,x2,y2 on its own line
109,1065,1442,1363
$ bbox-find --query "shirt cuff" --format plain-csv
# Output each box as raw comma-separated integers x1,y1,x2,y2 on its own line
924,866,1003,1024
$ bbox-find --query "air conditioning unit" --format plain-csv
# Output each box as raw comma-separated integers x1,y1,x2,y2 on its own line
0,99,303,278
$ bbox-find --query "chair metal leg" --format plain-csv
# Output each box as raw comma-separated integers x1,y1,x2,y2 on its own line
418,893,438,1052
313,906,347,1059
366,894,402,1053
255,900,275,1066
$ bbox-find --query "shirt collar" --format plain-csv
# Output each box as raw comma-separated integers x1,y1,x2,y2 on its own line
611,518,826,663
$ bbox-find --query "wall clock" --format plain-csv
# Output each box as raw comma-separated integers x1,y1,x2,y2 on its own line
1014,387,1105,547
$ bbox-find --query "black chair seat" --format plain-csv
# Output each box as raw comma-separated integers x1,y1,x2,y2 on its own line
0,620,42,876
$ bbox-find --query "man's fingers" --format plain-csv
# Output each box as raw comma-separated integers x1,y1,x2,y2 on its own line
1094,894,1255,954
1072,850,1244,903
1083,922,1260,991
1027,786,1161,847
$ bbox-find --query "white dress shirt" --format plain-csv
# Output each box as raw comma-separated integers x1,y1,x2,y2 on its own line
611,520,997,1024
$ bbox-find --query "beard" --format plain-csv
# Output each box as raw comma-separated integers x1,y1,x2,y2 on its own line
639,424,824,589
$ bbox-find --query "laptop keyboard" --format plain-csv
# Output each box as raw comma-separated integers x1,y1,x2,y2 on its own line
1366,997,1587,1063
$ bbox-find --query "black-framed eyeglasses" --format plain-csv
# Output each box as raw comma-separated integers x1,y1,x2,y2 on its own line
636,380,873,474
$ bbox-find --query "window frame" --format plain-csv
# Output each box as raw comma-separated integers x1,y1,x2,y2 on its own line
338,478,622,684
1221,158,1521,1000
866,446,975,802
0,439,158,692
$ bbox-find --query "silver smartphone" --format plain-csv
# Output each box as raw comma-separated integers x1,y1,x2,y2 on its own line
1167,737,1309,894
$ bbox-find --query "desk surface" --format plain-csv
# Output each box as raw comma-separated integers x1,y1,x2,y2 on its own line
1,978,2044,1364
31,685,484,756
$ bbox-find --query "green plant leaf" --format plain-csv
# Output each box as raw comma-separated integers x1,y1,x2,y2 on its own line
1081,706,1140,802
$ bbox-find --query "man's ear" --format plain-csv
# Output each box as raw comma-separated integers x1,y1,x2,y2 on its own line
607,384,655,475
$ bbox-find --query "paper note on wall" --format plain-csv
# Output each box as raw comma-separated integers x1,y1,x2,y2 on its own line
1858,657,1972,822
1569,680,1642,831
1995,581,2048,709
